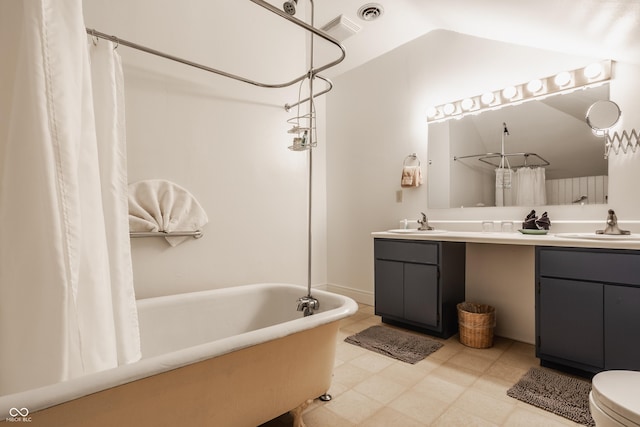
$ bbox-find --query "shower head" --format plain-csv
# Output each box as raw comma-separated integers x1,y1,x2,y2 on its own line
283,0,297,15
503,122,510,135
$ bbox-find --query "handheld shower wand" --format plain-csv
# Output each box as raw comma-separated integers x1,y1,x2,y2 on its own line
503,122,509,135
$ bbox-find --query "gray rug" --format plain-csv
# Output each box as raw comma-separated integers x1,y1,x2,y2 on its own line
507,367,594,426
344,325,443,364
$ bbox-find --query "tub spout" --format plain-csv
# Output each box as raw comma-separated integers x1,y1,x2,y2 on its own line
297,295,319,316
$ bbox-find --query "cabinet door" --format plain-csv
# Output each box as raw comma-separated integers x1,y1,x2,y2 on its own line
375,259,404,318
605,285,640,370
404,263,439,328
538,277,604,369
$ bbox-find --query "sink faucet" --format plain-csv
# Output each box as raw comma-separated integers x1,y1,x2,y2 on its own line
297,295,319,317
596,209,630,235
417,212,434,231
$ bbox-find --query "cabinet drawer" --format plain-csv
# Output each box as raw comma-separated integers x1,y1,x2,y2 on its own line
375,239,439,264
537,247,640,286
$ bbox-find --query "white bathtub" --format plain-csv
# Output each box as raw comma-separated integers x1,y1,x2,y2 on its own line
0,283,357,426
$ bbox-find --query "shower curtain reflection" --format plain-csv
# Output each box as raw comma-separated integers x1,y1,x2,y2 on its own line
515,167,547,206
0,0,140,396
495,167,547,207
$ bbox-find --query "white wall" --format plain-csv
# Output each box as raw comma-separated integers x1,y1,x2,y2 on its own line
82,1,328,298
326,29,640,342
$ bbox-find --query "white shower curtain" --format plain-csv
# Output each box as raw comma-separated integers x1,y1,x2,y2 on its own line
515,167,547,206
0,0,140,395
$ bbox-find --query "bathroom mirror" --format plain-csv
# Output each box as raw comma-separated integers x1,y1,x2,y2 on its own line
428,84,609,208
586,100,621,132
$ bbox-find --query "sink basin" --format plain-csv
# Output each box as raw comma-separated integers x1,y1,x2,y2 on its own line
555,233,640,241
387,229,447,234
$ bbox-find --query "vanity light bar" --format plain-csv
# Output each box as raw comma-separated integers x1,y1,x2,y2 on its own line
426,60,612,123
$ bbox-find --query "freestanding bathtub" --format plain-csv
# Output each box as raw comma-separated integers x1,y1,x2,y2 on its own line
0,283,358,426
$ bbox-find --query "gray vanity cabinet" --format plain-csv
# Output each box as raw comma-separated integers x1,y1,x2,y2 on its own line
374,239,465,338
537,277,604,369
536,246,640,373
605,284,640,369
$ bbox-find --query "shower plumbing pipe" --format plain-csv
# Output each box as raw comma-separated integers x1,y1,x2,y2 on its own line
86,1,344,110
248,0,345,78
250,0,340,112
287,0,320,316
307,0,315,301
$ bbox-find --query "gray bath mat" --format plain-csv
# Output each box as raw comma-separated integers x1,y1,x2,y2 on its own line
344,325,443,364
507,367,594,426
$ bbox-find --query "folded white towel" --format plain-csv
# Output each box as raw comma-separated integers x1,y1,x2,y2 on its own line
128,179,208,246
401,166,423,187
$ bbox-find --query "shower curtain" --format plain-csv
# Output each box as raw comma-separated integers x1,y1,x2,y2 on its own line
515,167,547,206
0,0,140,395
495,167,547,206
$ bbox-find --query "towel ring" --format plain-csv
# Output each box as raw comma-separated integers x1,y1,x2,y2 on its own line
403,153,420,167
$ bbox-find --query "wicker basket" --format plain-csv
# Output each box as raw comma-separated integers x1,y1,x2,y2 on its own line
457,302,496,349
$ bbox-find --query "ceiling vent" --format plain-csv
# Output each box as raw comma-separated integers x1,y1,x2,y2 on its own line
357,3,384,21
321,15,362,42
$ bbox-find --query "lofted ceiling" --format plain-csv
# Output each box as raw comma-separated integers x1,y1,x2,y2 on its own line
81,1,640,90
307,0,640,77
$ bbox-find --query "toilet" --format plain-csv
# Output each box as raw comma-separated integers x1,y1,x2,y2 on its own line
590,370,640,426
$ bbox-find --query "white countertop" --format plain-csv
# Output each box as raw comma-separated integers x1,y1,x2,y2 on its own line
371,230,640,250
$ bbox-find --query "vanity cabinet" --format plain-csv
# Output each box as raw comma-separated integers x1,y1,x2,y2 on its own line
374,239,465,338
536,246,640,373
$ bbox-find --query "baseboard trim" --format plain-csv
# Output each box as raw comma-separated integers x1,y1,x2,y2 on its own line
323,283,374,306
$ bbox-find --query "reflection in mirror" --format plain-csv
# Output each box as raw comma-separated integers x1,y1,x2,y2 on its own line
428,85,609,208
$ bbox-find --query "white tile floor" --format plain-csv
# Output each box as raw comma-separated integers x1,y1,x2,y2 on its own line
261,304,586,427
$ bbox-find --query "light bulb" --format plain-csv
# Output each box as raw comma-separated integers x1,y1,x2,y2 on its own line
502,86,517,100
461,98,474,111
584,62,604,79
426,106,438,118
443,103,456,115
480,92,495,105
554,71,572,87
526,79,543,94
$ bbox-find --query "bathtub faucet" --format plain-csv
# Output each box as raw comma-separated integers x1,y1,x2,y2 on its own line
297,295,319,317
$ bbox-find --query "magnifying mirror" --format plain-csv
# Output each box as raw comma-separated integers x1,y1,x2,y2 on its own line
586,100,621,133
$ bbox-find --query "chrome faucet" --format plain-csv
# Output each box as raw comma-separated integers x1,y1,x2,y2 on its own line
417,212,434,231
596,209,630,235
297,295,319,317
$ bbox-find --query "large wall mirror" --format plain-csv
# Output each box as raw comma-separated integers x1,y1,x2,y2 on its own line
427,84,609,209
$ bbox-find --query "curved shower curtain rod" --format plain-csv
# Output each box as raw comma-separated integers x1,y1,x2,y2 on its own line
85,0,345,109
